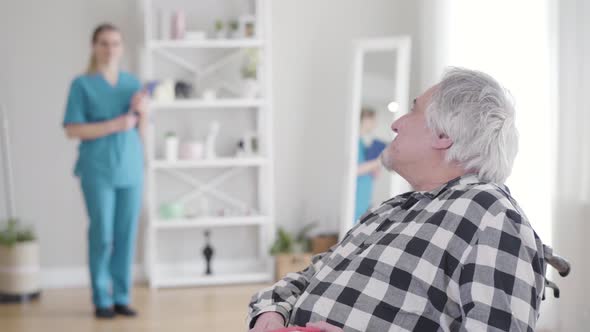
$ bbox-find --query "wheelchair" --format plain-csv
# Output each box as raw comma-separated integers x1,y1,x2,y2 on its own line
542,244,571,299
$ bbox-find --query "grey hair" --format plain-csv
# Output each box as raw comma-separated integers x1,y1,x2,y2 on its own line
426,68,519,183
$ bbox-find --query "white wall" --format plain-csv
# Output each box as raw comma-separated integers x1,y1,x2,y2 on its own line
0,0,143,273
415,1,588,329
416,0,452,90
0,110,8,220
0,0,423,285
272,0,422,234
552,0,590,329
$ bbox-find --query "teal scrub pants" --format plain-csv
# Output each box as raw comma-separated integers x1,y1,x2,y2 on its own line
355,174,373,223
81,178,143,308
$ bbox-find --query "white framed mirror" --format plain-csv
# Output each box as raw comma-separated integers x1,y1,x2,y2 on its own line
340,36,412,239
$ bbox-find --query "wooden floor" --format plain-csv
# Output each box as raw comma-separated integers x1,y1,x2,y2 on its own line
0,283,270,332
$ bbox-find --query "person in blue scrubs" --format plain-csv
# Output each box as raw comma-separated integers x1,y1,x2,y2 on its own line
355,139,373,221
354,108,384,222
63,23,147,319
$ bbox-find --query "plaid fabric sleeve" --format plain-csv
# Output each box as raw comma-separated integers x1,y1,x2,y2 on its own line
459,210,543,331
247,249,333,329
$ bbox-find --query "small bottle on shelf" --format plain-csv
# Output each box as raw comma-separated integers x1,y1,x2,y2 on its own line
164,132,179,161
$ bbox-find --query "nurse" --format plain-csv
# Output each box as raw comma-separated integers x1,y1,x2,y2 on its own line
354,108,383,222
62,23,147,319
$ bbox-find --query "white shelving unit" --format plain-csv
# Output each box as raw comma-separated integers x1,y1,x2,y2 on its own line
150,98,265,110
148,39,264,49
151,157,268,169
141,0,274,288
154,216,270,229
155,261,269,288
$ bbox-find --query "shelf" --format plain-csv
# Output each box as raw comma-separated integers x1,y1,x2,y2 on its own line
154,216,270,229
143,0,274,290
148,39,264,49
150,157,268,169
150,98,265,110
154,272,271,287
152,261,272,287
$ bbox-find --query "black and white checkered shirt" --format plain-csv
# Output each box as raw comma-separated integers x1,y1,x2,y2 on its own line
248,174,546,331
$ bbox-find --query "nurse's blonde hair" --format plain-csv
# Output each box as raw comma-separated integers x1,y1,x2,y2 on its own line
86,23,120,74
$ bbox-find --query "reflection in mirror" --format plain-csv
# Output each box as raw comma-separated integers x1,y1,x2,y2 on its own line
342,37,411,238
354,51,398,223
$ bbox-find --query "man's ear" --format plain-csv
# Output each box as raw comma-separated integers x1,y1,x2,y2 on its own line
432,132,453,150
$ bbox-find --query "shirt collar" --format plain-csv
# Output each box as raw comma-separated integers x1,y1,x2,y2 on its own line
416,173,482,199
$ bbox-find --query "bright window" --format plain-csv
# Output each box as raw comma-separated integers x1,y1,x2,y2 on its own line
447,0,554,243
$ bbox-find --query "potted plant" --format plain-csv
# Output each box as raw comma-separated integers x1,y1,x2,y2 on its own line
228,19,239,39
238,15,256,38
240,49,260,98
311,233,339,255
270,223,316,280
214,19,226,39
0,218,40,303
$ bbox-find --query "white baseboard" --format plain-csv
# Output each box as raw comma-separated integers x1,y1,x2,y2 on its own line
40,259,272,289
41,264,145,289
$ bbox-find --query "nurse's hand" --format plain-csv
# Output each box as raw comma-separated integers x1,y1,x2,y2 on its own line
112,113,139,132
371,164,382,178
131,91,148,116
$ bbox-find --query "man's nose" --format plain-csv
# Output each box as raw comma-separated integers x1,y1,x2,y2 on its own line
391,118,400,133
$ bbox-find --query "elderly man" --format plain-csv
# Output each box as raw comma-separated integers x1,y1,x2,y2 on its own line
248,68,545,332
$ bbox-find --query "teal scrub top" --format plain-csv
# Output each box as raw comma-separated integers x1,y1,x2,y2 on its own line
63,72,144,186
354,139,373,223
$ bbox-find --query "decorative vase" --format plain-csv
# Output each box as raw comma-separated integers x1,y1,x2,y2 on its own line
311,234,339,255
159,202,184,219
165,134,179,161
241,79,260,98
179,141,204,160
0,241,41,303
153,80,175,102
171,10,186,40
275,253,312,281
202,89,217,100
202,230,214,275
